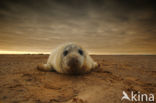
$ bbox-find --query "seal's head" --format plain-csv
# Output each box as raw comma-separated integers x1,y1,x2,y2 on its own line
61,43,85,74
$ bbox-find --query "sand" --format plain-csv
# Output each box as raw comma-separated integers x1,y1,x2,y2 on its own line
0,55,155,103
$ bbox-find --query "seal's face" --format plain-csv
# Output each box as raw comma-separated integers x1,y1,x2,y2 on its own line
61,44,85,74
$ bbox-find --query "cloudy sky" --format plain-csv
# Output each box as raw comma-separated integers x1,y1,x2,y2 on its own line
0,0,155,54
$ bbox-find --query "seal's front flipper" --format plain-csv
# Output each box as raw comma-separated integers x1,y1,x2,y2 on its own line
37,64,55,72
90,62,101,72
92,62,100,69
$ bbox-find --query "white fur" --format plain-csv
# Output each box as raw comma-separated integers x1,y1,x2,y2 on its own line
41,43,98,74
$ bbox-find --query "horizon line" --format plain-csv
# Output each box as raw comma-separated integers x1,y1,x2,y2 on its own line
0,51,155,55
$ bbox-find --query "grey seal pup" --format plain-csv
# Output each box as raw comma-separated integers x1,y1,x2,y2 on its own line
37,43,98,74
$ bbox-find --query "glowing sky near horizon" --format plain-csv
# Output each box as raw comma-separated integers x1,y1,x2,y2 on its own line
0,0,156,54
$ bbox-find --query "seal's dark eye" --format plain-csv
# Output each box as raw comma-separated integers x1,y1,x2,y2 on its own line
63,50,68,56
78,49,83,55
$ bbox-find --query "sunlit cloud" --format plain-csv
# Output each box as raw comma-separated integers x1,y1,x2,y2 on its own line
0,0,155,54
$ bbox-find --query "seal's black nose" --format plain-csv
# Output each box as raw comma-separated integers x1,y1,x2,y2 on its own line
68,58,79,67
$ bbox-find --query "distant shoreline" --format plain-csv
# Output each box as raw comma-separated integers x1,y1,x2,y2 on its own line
0,54,155,56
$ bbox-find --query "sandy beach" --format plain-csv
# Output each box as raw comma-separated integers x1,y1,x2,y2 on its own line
0,54,155,103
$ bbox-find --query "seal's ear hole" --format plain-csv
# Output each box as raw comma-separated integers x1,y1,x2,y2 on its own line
63,50,68,56
78,49,83,55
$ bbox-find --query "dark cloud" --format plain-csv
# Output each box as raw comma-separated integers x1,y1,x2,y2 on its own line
0,0,155,54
